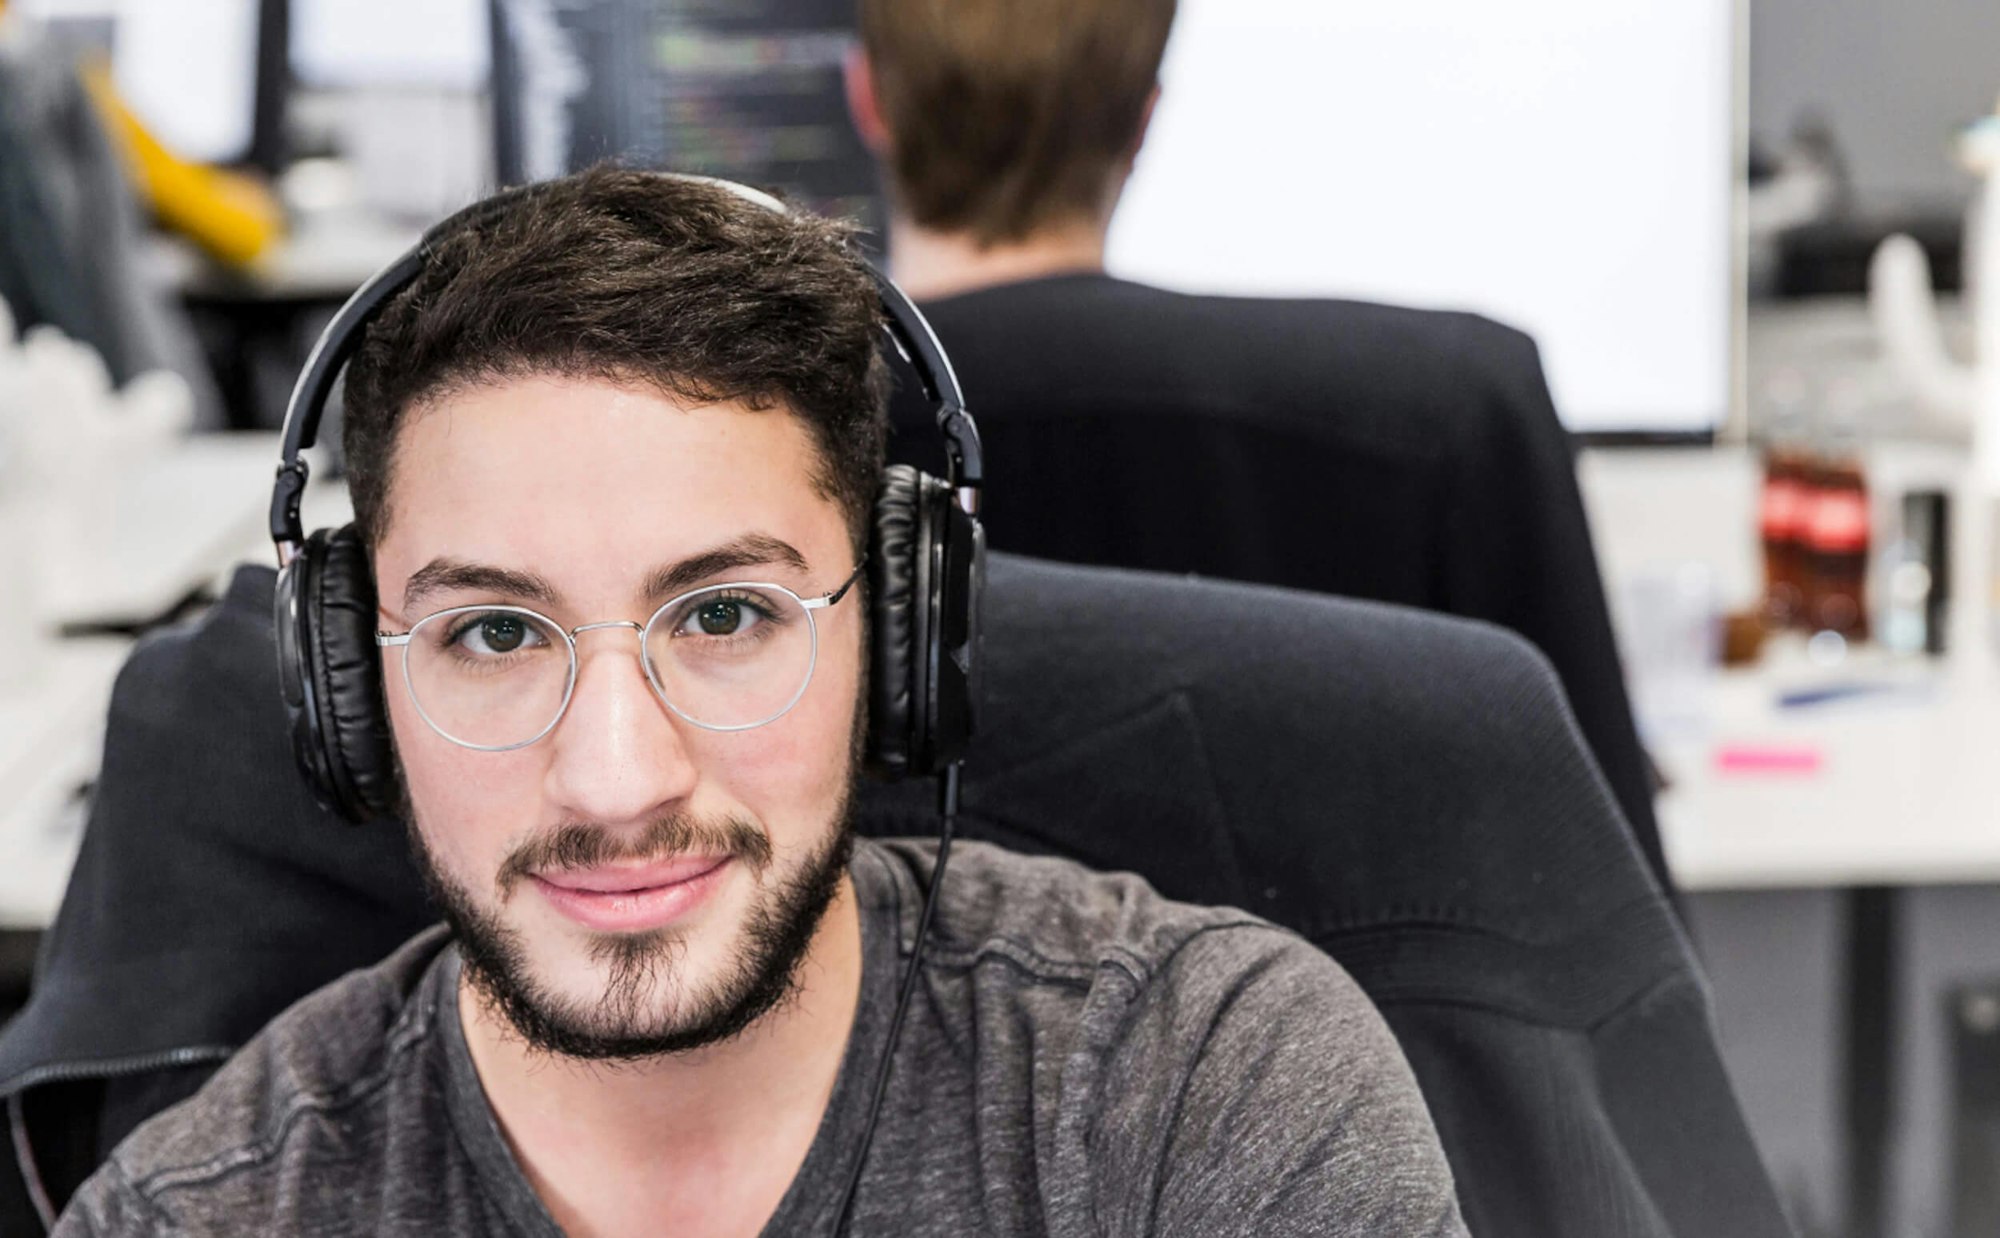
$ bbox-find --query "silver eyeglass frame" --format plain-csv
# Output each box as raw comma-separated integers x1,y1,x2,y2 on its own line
376,561,865,752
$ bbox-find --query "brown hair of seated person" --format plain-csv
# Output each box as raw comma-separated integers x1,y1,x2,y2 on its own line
853,0,1177,247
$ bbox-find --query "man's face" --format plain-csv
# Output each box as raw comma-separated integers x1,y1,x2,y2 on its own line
372,376,866,1059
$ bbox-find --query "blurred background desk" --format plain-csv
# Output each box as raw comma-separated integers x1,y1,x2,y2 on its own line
0,434,347,928
35,431,290,633
152,209,418,305
0,640,129,930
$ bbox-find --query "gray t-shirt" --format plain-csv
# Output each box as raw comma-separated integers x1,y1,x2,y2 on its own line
57,839,1466,1236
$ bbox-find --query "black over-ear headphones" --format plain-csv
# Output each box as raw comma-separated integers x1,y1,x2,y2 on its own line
270,174,985,825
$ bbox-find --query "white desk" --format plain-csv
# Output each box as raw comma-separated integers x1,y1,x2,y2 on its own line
0,436,346,924
1578,443,1997,894
1657,652,2000,891
29,432,298,632
0,640,132,927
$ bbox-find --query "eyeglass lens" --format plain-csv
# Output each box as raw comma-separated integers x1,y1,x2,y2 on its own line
401,584,818,749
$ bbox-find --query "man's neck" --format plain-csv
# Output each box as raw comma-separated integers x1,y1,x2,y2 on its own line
887,214,1110,302
457,877,866,1238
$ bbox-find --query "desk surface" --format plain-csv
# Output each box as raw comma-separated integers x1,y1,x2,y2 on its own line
1656,653,2000,890
32,432,298,632
1581,444,2000,892
0,436,346,925
0,640,132,927
152,214,422,303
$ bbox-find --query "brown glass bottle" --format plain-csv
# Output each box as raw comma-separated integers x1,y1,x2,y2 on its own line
1804,454,1870,641
1760,448,1813,628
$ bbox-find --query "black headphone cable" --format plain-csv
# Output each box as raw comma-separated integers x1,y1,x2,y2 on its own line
831,760,960,1235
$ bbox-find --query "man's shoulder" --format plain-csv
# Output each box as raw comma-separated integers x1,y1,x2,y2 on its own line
862,838,1338,1001
855,840,1465,1234
921,275,1539,447
932,273,1518,344
76,926,455,1223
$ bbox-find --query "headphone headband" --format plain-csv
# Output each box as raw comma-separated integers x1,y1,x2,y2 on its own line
270,173,983,554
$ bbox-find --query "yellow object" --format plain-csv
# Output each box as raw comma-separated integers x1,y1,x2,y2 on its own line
78,60,284,268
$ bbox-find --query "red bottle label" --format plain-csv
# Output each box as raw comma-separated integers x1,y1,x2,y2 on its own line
1805,489,1869,553
1761,478,1805,539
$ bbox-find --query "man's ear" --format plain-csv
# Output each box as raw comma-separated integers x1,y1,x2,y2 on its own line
844,46,893,157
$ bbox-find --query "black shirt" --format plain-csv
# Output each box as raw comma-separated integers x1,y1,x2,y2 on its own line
889,273,1668,898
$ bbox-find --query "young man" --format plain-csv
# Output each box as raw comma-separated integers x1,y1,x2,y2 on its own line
846,0,1676,910
55,171,1465,1235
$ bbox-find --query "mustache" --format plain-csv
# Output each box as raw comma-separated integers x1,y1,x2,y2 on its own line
496,813,775,898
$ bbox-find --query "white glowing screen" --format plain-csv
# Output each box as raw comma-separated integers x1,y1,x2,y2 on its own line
1109,0,1735,435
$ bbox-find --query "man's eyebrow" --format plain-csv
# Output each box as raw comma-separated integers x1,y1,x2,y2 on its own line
645,534,811,602
403,560,561,614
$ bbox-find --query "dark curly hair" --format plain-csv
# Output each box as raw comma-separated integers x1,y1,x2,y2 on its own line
341,166,889,554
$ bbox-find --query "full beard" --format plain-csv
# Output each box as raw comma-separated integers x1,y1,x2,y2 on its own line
409,803,855,1063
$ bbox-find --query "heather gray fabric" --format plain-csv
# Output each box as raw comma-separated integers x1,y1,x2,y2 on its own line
55,838,1467,1238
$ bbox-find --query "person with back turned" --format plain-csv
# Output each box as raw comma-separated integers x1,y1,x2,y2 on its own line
847,0,1674,902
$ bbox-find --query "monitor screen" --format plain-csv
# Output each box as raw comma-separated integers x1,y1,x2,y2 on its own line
1107,0,1737,438
490,0,878,233
291,0,489,91
111,0,261,164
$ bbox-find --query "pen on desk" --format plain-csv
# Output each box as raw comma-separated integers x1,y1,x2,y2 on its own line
1775,681,1935,710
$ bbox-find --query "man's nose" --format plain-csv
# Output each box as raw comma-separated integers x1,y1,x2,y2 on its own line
543,626,698,827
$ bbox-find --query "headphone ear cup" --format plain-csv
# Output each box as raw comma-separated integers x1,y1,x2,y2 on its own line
867,465,928,778
867,463,983,779
929,494,982,768
278,525,398,822
276,537,339,815
314,525,400,819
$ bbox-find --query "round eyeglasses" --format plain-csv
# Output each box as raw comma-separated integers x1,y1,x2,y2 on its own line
376,563,865,751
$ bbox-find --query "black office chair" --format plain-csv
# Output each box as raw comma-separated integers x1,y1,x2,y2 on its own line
1,556,1790,1237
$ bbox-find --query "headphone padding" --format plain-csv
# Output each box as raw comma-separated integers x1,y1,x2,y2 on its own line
868,465,927,777
276,547,335,814
307,525,398,821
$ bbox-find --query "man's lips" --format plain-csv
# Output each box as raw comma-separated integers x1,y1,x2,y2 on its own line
530,856,734,932
534,855,731,894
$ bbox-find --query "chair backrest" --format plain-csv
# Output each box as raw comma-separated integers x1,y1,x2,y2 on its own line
1,555,1787,1236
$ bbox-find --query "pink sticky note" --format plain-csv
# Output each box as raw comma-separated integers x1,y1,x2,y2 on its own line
1714,744,1823,775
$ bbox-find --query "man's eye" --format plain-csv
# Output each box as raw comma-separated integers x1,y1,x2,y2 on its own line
670,590,790,640
451,613,548,655
681,597,762,637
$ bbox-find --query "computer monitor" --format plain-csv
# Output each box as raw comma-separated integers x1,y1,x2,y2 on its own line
1107,0,1737,440
289,0,489,92
109,0,264,166
489,0,879,234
